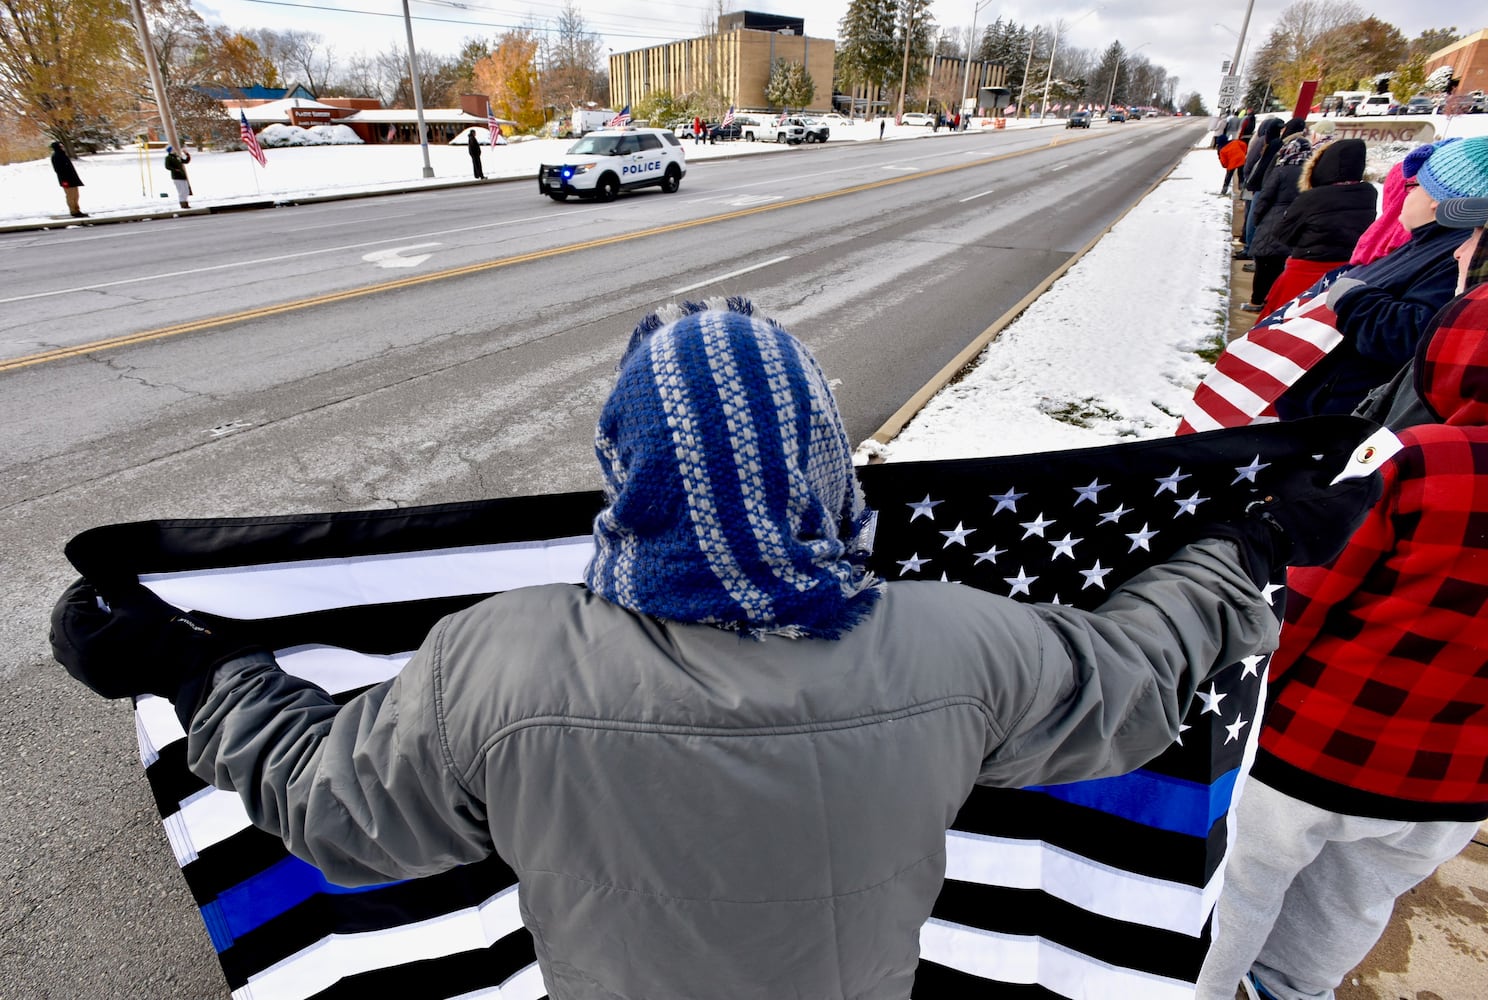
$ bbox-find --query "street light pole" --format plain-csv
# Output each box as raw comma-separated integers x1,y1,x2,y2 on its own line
402,0,435,178
126,0,180,151
895,1,916,123
1015,27,1039,119
1105,42,1149,115
1222,0,1256,112
960,0,995,118
1040,6,1100,119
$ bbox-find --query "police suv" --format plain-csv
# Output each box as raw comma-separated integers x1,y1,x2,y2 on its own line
537,127,687,202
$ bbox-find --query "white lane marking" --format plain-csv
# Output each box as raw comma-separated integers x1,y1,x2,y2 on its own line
685,194,785,207
285,213,418,233
883,165,920,172
959,190,995,203
669,255,792,296
0,210,597,305
1051,163,1069,171
362,242,441,268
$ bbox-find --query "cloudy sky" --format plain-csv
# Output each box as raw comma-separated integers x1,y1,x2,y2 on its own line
194,0,1469,109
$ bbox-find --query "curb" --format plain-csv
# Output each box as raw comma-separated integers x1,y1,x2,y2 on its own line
861,138,1195,457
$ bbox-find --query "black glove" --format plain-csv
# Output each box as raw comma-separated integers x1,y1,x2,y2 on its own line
50,579,261,723
1207,469,1384,587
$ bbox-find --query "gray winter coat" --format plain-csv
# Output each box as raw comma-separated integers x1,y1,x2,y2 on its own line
189,538,1276,1000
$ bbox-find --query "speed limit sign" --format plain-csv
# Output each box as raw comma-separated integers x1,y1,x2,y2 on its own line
1217,75,1242,104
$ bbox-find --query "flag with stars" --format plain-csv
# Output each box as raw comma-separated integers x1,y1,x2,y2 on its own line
60,416,1376,1000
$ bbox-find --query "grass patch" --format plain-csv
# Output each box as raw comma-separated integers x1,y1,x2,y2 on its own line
1039,396,1122,428
1194,325,1228,364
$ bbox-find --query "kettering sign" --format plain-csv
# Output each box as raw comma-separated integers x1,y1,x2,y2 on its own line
1316,120,1436,144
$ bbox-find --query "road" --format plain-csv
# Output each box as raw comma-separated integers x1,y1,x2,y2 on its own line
0,118,1205,999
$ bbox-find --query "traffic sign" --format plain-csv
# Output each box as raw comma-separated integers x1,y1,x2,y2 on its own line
1217,75,1242,104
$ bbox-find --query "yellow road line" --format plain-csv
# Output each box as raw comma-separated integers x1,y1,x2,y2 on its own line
2,136,1105,375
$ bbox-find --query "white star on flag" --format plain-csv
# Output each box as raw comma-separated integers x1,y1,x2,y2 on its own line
1262,582,1284,605
1004,567,1038,596
1078,560,1113,589
1073,479,1109,505
1224,714,1249,744
940,523,975,547
973,545,1007,565
1019,513,1055,539
1155,468,1191,495
908,496,942,521
1126,523,1159,552
1049,533,1082,560
1198,684,1228,714
1099,504,1133,524
990,488,1026,514
1231,456,1270,484
1174,492,1210,516
896,553,931,574
1240,654,1266,678
1175,721,1192,746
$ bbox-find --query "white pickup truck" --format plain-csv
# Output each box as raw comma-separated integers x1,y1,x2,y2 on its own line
751,117,805,144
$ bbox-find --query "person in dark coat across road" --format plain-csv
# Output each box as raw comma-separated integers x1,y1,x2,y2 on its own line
467,130,484,179
49,141,86,218
1260,138,1377,315
164,145,193,208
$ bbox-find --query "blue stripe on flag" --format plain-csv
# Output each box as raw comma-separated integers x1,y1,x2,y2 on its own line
1026,766,1240,838
200,855,403,951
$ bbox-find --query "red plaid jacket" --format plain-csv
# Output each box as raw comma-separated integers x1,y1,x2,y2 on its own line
1255,286,1488,822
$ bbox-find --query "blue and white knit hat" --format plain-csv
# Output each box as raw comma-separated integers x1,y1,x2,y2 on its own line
585,298,880,638
1417,136,1488,201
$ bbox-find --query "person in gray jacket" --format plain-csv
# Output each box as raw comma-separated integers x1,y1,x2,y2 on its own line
50,300,1379,1000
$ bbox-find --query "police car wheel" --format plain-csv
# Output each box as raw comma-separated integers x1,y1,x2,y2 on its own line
596,175,620,202
547,191,568,201
661,166,681,194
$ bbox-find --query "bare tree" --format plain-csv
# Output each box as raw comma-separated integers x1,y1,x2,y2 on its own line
246,28,335,96
541,2,606,109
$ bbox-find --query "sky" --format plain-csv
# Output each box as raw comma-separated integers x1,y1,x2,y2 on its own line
188,0,1475,111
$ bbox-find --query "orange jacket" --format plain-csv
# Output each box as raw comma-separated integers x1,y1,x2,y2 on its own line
1219,139,1248,170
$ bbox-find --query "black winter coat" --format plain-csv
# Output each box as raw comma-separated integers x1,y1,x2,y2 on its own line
50,147,83,187
1276,139,1376,261
1248,144,1309,258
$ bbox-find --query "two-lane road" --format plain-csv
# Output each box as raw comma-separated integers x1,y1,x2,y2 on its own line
0,119,1207,1000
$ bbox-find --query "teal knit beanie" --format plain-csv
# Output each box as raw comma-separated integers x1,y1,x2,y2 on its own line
1417,137,1488,201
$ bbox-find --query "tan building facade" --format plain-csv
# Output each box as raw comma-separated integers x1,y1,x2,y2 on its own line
1425,28,1488,98
610,25,836,114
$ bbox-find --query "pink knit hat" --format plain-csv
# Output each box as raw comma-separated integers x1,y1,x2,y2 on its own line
1349,161,1409,265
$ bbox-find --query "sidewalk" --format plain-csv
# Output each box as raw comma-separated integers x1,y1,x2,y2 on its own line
1224,205,1488,1000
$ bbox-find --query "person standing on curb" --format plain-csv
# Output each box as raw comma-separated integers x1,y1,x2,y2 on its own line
49,141,87,218
164,145,192,209
879,117,886,140
467,130,484,179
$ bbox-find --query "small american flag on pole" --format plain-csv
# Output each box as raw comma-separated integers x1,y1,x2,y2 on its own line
487,104,505,145
722,106,736,126
607,105,631,127
239,111,266,167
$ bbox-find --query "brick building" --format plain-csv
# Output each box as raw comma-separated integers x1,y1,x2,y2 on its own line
1425,28,1488,99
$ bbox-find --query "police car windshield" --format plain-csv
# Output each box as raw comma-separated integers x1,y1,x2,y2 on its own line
569,135,625,155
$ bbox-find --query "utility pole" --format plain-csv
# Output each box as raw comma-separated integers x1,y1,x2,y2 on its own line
960,0,995,119
1016,27,1038,118
402,0,435,178
895,2,916,123
126,0,180,151
1224,0,1256,113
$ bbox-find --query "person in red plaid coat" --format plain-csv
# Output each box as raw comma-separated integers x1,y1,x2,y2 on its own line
1198,199,1488,1000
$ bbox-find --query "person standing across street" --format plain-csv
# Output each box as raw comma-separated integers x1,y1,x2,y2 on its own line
879,117,886,140
164,145,192,209
50,298,1381,1000
49,141,86,218
467,130,484,179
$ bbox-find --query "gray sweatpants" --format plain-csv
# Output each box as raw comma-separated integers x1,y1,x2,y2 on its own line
1196,779,1478,1000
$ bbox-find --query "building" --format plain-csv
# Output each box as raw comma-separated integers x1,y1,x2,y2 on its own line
225,93,514,145
609,10,1008,120
1425,28,1488,98
610,11,835,114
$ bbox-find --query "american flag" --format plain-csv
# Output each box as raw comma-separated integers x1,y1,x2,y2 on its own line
1177,269,1348,434
61,416,1376,1000
606,104,631,127
239,111,266,167
722,105,736,126
486,104,505,146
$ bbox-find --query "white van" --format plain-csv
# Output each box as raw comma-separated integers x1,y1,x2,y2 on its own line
1355,94,1395,117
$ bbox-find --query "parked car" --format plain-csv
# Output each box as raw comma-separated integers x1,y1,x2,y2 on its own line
1355,94,1395,116
1107,110,1127,123
755,117,805,143
816,113,852,128
1066,110,1091,128
900,112,935,126
787,116,830,143
537,127,686,202
1405,95,1437,115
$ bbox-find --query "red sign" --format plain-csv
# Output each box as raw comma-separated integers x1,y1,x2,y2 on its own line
1293,81,1319,120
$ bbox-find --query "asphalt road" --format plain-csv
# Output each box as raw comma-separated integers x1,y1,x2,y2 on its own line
0,119,1206,1000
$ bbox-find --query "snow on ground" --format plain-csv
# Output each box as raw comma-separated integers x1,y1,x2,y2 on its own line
0,117,1059,225
862,142,1235,463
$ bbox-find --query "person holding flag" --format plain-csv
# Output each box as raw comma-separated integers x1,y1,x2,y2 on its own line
50,300,1380,1000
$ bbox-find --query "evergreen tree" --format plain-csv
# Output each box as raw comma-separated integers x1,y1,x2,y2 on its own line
765,59,816,110
836,0,899,101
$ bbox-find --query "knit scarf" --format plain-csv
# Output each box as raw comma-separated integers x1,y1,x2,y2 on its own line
585,298,881,638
